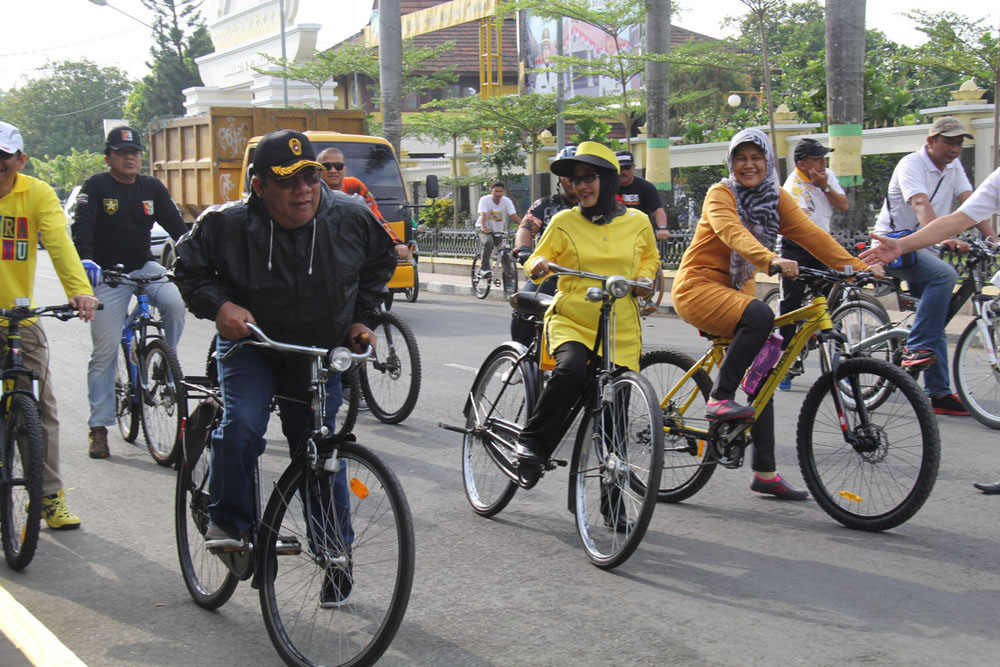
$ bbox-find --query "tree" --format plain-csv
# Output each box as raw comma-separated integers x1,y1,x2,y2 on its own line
125,0,213,127
503,0,645,147
645,0,672,221
904,10,1000,169
405,110,482,225
430,94,560,202
0,60,132,166
738,0,783,158
29,150,106,201
826,0,867,233
380,0,403,155
258,41,379,109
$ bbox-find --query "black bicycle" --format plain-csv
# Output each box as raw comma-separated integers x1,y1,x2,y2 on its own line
358,305,421,424
176,323,415,666
471,231,519,299
1,301,84,569
443,264,664,569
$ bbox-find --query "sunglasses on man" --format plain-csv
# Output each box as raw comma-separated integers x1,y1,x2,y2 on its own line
321,161,346,171
266,169,321,189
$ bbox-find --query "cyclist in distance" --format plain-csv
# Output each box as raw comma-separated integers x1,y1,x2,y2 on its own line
171,130,395,598
869,116,994,417
614,150,670,241
72,126,189,459
776,137,849,390
514,142,660,490
860,165,1000,494
671,128,879,500
509,145,580,344
477,181,522,278
0,120,99,529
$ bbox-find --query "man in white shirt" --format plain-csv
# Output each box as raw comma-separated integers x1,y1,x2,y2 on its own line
477,181,522,279
870,116,992,416
777,138,848,389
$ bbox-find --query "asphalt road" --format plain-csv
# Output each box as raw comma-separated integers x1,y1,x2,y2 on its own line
2,252,999,666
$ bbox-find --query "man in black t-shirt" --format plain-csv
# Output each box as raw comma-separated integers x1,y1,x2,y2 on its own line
72,126,189,458
615,151,669,241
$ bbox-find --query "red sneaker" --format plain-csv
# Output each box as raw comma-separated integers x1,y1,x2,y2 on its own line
751,474,809,500
705,398,755,421
931,393,970,416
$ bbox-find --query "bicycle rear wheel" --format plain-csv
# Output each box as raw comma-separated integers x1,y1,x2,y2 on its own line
471,255,490,299
638,270,666,316
258,441,414,667
830,299,896,409
462,345,534,517
639,349,717,502
1,394,44,570
141,339,186,466
116,340,139,443
175,404,238,609
501,250,519,299
797,357,939,531
571,370,663,569
359,311,421,424
953,313,1000,429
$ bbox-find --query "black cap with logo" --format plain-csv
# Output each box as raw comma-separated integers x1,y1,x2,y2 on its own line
793,137,833,163
251,129,324,178
105,126,142,151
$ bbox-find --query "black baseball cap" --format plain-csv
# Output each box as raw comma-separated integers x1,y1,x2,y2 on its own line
106,126,142,151
793,137,832,162
615,150,635,167
251,129,324,178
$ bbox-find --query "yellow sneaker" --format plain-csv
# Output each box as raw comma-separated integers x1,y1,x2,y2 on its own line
41,489,81,530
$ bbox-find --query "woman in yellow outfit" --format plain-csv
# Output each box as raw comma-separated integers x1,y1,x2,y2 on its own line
673,128,880,500
516,142,661,487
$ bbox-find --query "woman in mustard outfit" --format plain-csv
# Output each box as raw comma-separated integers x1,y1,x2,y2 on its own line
515,142,661,488
672,128,881,500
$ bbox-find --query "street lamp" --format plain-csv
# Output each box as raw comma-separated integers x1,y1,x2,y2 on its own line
726,88,765,108
87,0,152,28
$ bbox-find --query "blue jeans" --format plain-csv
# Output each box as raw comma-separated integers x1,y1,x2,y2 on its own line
88,261,186,427
887,248,957,397
209,336,351,546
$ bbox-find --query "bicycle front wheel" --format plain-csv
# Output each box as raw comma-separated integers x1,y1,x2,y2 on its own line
639,349,716,502
954,313,1000,429
258,442,414,667
335,368,361,438
359,311,421,424
471,255,490,299
571,370,663,569
797,357,940,531
175,418,238,609
141,339,186,466
462,345,534,517
1,394,44,570
116,340,139,442
830,299,896,409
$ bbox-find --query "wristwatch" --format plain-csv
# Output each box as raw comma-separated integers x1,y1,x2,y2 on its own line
823,186,832,193
657,226,667,230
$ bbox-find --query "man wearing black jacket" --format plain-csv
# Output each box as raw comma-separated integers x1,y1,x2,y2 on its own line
171,131,394,605
72,126,188,459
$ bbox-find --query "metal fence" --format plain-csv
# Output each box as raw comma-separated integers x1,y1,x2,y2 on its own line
417,226,876,270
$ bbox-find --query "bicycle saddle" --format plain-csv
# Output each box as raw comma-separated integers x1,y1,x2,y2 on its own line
510,292,553,317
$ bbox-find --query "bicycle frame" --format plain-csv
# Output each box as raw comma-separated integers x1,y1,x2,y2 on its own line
660,292,862,464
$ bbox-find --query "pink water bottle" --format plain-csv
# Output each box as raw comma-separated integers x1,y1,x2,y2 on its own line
741,333,783,395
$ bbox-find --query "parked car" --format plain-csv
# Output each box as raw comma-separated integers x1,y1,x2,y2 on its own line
62,185,174,267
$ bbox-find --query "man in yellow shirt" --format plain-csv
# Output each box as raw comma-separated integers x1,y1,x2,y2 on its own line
0,121,99,529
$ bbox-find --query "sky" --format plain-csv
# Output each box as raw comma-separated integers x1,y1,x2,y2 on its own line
2,1,998,92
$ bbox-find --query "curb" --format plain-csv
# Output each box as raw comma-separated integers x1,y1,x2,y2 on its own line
0,584,85,666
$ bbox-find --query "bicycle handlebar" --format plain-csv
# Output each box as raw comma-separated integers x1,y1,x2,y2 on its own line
545,263,651,292
102,269,168,288
0,302,103,324
219,322,372,373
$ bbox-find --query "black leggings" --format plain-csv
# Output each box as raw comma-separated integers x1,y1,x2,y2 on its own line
711,299,777,473
519,342,589,458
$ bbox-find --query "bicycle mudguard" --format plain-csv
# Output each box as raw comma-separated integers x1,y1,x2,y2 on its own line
182,398,220,468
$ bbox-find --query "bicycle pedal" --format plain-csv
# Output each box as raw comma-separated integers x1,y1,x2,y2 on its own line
547,458,567,469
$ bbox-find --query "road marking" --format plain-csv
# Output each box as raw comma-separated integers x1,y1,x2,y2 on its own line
0,584,86,666
444,363,478,373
